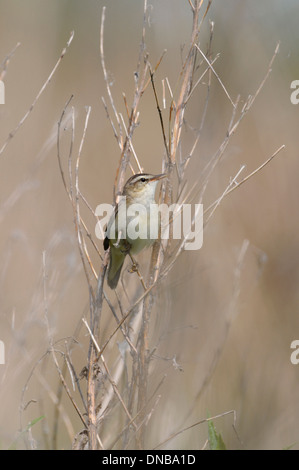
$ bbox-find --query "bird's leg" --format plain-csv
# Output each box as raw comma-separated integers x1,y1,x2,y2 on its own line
128,253,146,291
128,253,139,272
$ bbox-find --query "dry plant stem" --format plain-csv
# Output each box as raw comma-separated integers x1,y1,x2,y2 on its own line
100,8,124,163
205,165,246,226
150,0,207,303
161,145,285,283
203,144,286,221
52,343,87,450
86,352,98,449
130,19,282,450
20,350,75,446
83,320,137,434
52,360,67,450
178,21,214,180
153,409,236,450
200,42,280,194
58,100,103,283
195,44,235,107
119,112,142,173
130,0,208,449
42,252,87,431
100,2,150,203
161,43,282,282
134,293,153,448
163,1,210,232
57,95,74,193
57,97,106,449
74,106,94,295
115,59,149,200
150,68,170,163
98,281,157,360
72,107,104,450
169,0,206,165
88,279,107,451
0,31,74,157
99,4,169,445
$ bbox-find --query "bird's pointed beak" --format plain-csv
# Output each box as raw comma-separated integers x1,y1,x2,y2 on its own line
150,173,167,182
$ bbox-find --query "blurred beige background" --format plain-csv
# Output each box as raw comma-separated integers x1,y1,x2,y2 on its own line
0,0,299,449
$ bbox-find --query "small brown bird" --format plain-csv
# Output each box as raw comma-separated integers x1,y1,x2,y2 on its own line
104,173,166,289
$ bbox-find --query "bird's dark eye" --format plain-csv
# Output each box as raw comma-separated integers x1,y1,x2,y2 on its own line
140,178,146,182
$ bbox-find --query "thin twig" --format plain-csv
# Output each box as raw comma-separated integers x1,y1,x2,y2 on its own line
0,31,74,157
82,319,137,429
42,252,87,430
149,66,171,162
57,95,74,195
153,409,237,450
204,144,286,220
195,44,235,107
73,107,94,295
100,7,122,149
204,165,246,226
